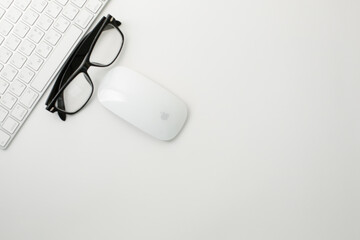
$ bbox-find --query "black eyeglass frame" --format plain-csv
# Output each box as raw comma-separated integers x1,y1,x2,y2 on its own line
45,14,124,119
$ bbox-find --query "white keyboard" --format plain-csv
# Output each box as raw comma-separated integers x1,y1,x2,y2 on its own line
0,0,109,150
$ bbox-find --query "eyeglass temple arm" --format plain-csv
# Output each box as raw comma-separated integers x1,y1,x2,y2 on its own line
57,95,67,121
104,20,121,30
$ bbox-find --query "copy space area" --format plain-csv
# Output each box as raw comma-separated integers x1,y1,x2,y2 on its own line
1,0,359,239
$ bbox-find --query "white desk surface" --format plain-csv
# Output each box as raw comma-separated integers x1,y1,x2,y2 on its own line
1,0,360,239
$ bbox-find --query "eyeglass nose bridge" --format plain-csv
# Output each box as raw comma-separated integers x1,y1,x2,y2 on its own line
82,59,92,70
78,54,93,72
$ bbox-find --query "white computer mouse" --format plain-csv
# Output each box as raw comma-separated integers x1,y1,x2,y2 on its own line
97,67,188,141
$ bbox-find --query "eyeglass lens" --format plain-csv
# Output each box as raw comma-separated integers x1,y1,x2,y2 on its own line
55,72,92,113
89,23,123,66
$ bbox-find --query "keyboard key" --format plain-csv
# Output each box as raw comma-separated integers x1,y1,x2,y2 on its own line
1,92,17,109
2,117,19,134
4,34,21,51
9,80,26,96
0,35,4,44
36,42,53,58
0,8,5,18
1,65,18,82
28,27,45,43
31,0,48,13
15,0,31,11
56,0,69,6
45,29,62,45
6,7,22,23
0,130,10,148
27,55,44,71
0,107,8,122
37,14,53,31
23,10,39,25
0,0,14,9
18,68,35,83
10,52,27,69
0,79,9,94
74,10,93,28
54,17,70,33
19,39,36,56
86,0,102,13
72,0,87,8
20,88,38,108
0,20,14,36
62,4,79,20
11,104,28,121
13,22,30,38
0,47,13,63
45,2,62,18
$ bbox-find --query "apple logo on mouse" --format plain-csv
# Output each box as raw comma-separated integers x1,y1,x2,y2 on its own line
160,112,170,121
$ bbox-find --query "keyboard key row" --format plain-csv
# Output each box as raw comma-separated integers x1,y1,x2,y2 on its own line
0,0,102,15
0,87,38,110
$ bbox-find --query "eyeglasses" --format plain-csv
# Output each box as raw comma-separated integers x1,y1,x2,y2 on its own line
45,14,124,121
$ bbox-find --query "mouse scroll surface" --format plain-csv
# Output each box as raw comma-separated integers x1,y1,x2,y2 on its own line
98,67,188,141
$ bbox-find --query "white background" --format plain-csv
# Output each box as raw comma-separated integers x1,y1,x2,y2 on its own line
1,0,360,239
